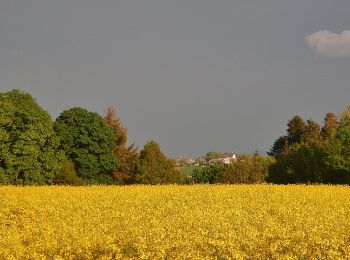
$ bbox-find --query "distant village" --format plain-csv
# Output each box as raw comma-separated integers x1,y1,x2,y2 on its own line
175,152,238,167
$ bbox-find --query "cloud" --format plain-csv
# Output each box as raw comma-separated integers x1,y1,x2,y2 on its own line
306,30,350,57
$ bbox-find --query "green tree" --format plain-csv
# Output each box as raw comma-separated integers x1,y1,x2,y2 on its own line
340,105,350,126
135,140,183,184
53,157,83,185
268,142,327,184
268,136,289,157
0,89,62,184
321,112,339,141
192,164,227,184
219,154,272,184
54,107,117,181
324,125,350,183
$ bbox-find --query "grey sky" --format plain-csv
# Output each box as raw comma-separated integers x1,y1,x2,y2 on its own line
1,0,350,158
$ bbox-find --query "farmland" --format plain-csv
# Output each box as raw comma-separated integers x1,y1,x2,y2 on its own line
1,185,350,259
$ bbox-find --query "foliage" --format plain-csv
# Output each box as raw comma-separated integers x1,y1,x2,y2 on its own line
340,104,350,126
324,125,350,183
287,115,306,145
135,140,183,184
268,142,327,184
104,107,138,184
0,89,62,184
53,157,83,185
220,153,273,184
54,107,117,180
268,112,343,184
302,119,322,143
192,164,228,184
1,185,350,259
193,154,273,184
268,136,289,157
205,151,222,159
321,112,339,141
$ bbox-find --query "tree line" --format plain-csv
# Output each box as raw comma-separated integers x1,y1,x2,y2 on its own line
1,89,350,185
0,89,182,185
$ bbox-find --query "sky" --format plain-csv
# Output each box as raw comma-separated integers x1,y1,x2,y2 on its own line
1,0,350,158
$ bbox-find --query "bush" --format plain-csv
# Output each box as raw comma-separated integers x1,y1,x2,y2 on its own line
53,157,83,185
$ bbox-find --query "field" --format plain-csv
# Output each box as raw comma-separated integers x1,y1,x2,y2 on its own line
1,185,350,259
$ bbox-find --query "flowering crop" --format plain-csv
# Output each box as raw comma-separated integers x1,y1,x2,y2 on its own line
1,185,350,259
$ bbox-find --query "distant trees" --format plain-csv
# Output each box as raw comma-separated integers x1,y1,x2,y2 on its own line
267,110,350,184
135,140,183,184
3,88,350,186
0,89,62,184
192,153,273,184
54,107,117,182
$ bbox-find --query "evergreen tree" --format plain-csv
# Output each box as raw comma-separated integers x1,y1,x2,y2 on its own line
268,136,289,157
302,119,322,143
287,115,306,145
321,112,339,141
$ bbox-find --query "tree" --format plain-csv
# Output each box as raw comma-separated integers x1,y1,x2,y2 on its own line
340,105,350,126
192,164,227,184
302,119,322,143
219,154,272,184
0,89,62,184
104,107,138,184
206,151,222,159
53,157,83,185
54,107,117,181
287,115,306,145
268,142,327,184
324,125,350,183
321,113,339,141
268,136,289,157
135,140,183,184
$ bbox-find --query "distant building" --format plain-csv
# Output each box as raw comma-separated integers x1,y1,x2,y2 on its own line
208,153,236,165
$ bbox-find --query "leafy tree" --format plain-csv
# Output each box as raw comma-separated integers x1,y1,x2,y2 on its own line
340,105,350,126
104,107,138,184
135,140,183,184
321,112,339,141
287,115,306,145
53,157,83,185
268,142,327,184
0,89,62,184
219,154,272,184
54,107,117,180
192,164,227,184
324,125,350,183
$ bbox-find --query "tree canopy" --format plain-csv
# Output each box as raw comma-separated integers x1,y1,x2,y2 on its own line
135,140,183,184
54,107,117,181
0,89,62,184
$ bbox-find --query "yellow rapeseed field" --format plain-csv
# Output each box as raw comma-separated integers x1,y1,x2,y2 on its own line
1,185,350,259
